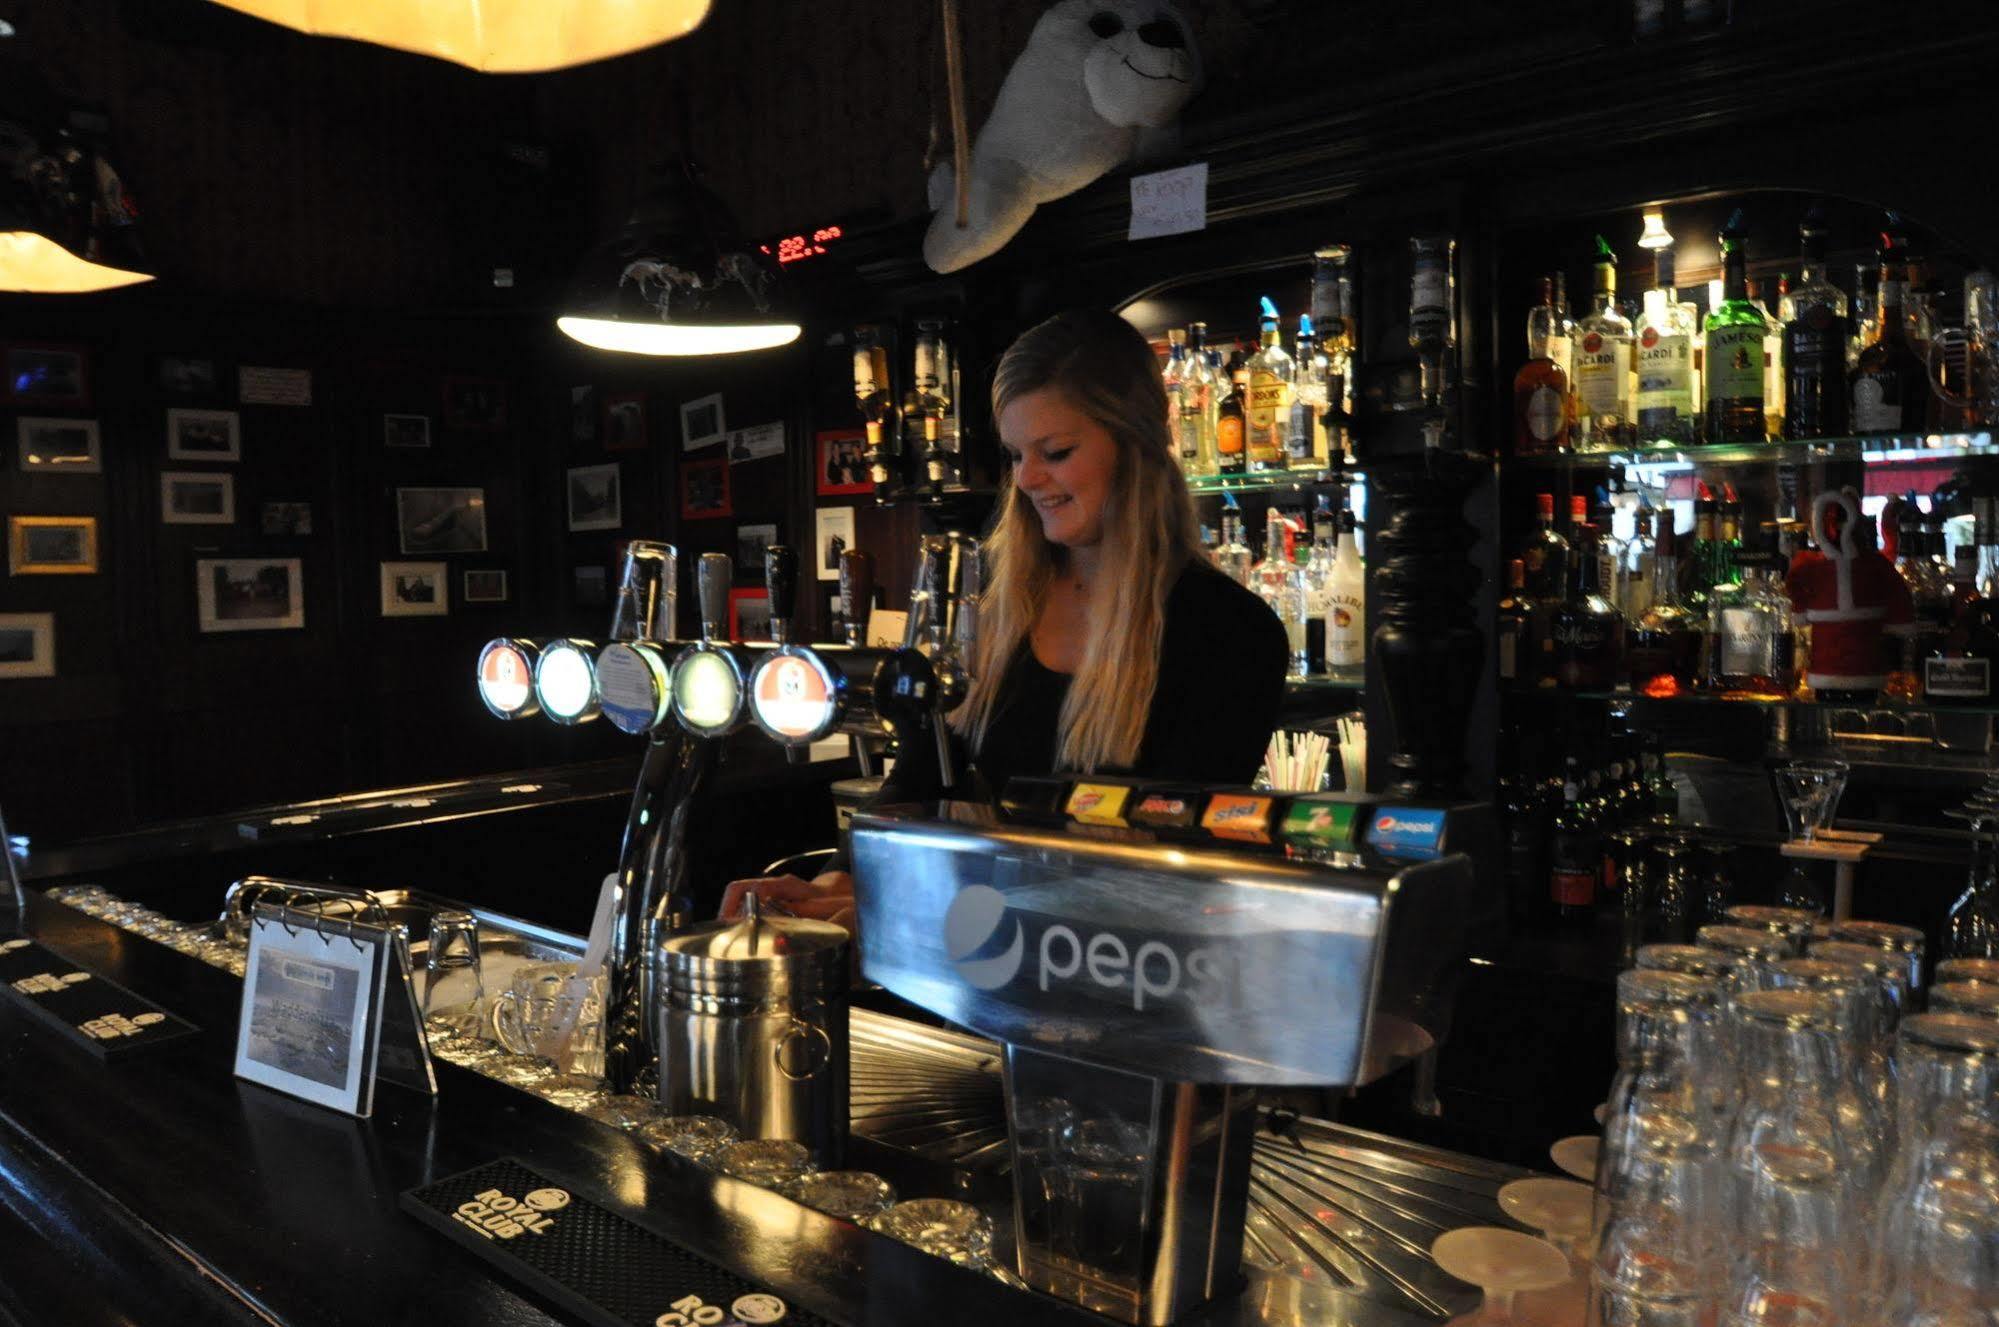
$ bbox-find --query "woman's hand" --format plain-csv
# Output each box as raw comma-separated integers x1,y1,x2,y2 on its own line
718,870,856,933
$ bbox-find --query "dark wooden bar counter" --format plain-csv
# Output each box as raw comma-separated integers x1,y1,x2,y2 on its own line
0,892,1096,1327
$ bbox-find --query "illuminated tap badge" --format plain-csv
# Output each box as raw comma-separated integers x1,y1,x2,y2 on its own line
1200,793,1276,843
1366,805,1447,860
596,642,671,735
749,652,837,741
1065,782,1131,826
476,639,538,719
673,648,742,734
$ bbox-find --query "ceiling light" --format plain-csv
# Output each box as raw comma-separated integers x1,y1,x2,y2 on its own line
0,114,153,294
1638,211,1674,250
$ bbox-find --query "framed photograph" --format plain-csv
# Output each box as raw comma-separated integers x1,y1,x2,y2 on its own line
261,502,313,536
815,505,856,582
462,568,509,603
680,457,732,521
0,613,55,678
196,557,304,633
383,413,431,449
570,386,597,443
729,587,771,642
680,392,726,451
816,428,871,496
379,561,448,617
166,407,242,461
441,376,506,432
9,516,98,575
156,355,219,397
15,417,101,473
161,471,236,525
2,345,89,408
736,523,778,571
573,564,608,607
603,392,648,451
234,905,391,1117
727,421,785,463
567,462,622,532
395,486,488,555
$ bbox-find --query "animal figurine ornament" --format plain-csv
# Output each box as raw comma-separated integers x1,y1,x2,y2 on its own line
923,0,1202,274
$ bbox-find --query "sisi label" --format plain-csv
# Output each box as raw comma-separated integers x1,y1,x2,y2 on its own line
1202,794,1274,842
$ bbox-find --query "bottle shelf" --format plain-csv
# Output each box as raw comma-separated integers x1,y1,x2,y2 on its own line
1187,467,1361,497
1506,430,1996,473
1509,684,1999,720
1287,671,1365,693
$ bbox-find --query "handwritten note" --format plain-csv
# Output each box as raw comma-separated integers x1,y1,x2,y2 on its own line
866,610,908,650
1128,163,1208,241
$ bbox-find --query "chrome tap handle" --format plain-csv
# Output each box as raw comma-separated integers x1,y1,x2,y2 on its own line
903,537,945,651
610,541,678,642
839,548,875,647
697,552,731,643
764,545,797,646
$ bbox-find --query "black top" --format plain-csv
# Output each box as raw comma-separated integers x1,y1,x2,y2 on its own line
885,560,1289,800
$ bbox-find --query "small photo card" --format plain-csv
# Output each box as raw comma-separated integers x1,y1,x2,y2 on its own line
234,904,391,1117
680,392,726,451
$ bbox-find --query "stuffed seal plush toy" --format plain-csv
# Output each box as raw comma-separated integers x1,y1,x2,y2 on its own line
923,0,1201,274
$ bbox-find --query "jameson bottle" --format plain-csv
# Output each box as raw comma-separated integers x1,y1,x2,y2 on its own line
1704,212,1769,445
1782,209,1851,440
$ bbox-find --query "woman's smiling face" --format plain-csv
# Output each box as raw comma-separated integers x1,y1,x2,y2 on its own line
998,387,1120,549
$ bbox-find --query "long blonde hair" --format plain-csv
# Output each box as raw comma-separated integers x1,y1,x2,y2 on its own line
955,310,1203,774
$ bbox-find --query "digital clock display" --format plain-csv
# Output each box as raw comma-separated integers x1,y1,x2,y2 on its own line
761,225,844,265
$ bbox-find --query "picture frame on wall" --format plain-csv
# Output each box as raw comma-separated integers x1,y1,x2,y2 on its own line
679,392,725,451
383,413,431,449
814,505,856,582
8,516,99,575
603,392,647,451
0,612,56,678
815,428,871,496
441,376,507,432
161,471,236,525
166,407,242,461
1,344,89,409
735,523,778,571
462,569,509,603
379,561,448,617
728,587,771,642
566,462,622,532
570,386,597,443
261,502,313,536
680,457,732,521
15,417,101,473
155,355,220,398
395,486,488,555
195,558,304,633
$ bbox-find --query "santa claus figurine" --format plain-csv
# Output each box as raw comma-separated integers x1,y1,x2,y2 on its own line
1787,489,1914,704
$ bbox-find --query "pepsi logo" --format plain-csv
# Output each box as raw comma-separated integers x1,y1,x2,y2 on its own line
942,885,1024,991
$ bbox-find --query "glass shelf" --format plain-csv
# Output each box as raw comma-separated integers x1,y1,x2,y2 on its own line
1288,671,1365,692
1509,685,1999,720
1187,467,1361,496
1507,431,1996,472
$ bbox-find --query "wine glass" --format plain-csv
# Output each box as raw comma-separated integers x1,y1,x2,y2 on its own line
1774,757,1849,844
1431,1227,1571,1324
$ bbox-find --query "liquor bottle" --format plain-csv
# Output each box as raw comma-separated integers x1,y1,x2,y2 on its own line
1704,527,1797,700
1550,522,1625,689
1191,324,1220,469
1288,314,1331,471
1681,480,1720,615
1245,298,1294,469
1895,502,1953,698
1623,501,1658,621
1850,233,1929,436
852,327,897,487
1252,507,1292,607
1628,518,1700,697
1212,501,1252,587
1593,491,1630,618
1549,757,1599,924
910,320,951,487
1501,744,1548,927
1162,328,1202,479
1634,247,1696,446
1311,246,1357,461
1515,275,1573,454
1753,276,1786,439
1550,268,1575,383
1928,495,1999,705
1704,212,1769,445
1409,236,1456,409
1498,558,1531,683
1849,260,1880,370
1781,209,1852,440
1216,351,1248,475
1522,492,1570,601
1326,511,1367,673
1303,496,1336,672
1573,236,1634,451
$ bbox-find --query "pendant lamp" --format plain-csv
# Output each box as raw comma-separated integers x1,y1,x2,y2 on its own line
0,99,151,294
205,0,711,73
557,159,799,358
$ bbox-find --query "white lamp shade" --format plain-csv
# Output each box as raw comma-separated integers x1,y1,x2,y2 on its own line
208,0,712,72
556,315,801,357
0,231,154,294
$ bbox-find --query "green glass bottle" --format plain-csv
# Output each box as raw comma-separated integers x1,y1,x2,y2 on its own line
1704,211,1770,445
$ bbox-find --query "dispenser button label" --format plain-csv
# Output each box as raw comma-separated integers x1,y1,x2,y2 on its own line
1066,783,1131,826
1368,806,1447,859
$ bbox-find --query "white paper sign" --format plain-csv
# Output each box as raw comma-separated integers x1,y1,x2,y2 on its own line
815,506,856,582
866,609,908,649
239,366,313,406
728,421,785,462
234,906,390,1116
1128,163,1208,241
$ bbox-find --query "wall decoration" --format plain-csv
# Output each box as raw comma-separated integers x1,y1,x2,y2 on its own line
2,345,89,408
603,392,648,451
196,557,304,633
161,471,236,525
166,407,242,461
570,386,597,443
815,428,870,496
0,612,56,678
462,569,509,603
396,486,489,554
729,587,771,642
15,417,101,473
736,523,778,571
567,463,622,532
680,457,732,520
727,421,785,463
156,355,219,397
238,365,312,406
679,392,726,451
442,376,507,431
814,506,856,582
379,561,448,617
261,502,313,536
920,0,1201,274
383,413,431,448
573,565,608,607
8,516,98,575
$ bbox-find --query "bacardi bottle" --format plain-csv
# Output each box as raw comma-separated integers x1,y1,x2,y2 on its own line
1634,248,1696,447
1573,236,1634,451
